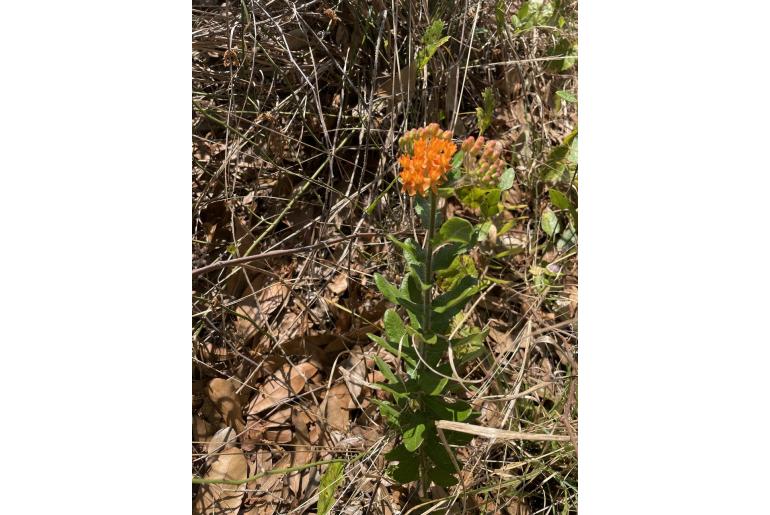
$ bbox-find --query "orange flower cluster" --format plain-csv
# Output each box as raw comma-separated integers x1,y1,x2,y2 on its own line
460,135,506,187
398,124,457,197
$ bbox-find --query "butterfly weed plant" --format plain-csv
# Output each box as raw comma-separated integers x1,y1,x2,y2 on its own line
368,124,516,491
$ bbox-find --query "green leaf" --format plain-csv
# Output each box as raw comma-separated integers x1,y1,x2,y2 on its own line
416,20,451,68
517,2,530,20
450,329,489,363
372,399,401,425
541,207,560,237
388,236,425,278
372,380,408,400
383,309,406,343
549,189,573,211
433,243,462,272
433,275,479,314
368,333,417,368
445,429,475,446
374,355,399,384
424,436,455,470
450,329,489,347
374,274,400,304
479,188,502,218
317,461,345,515
477,220,494,243
386,444,420,483
389,461,420,484
415,195,443,227
438,217,474,244
402,421,427,451
556,225,577,252
386,443,414,461
397,272,426,321
456,186,502,218
548,38,578,72
424,396,474,422
428,466,459,487
564,127,578,147
555,90,577,103
495,0,507,33
476,87,495,134
540,129,578,185
498,167,515,190
417,364,451,395
436,253,477,293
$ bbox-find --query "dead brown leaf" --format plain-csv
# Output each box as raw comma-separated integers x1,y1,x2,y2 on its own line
287,410,315,499
339,345,367,406
246,362,319,415
326,273,349,295
258,282,289,317
321,383,350,432
206,426,237,461
193,448,248,515
207,378,245,433
193,415,216,443
243,449,280,515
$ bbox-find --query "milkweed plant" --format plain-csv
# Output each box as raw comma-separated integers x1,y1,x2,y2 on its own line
368,123,516,490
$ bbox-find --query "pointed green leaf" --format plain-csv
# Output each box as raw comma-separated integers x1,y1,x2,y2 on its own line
374,273,400,304
555,90,577,103
388,236,426,278
372,399,401,425
367,333,417,368
317,461,345,515
433,275,479,314
372,381,408,400
374,355,399,384
396,272,425,322
549,189,573,210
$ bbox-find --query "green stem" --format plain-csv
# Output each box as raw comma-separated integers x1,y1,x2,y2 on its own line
192,455,360,485
422,192,437,334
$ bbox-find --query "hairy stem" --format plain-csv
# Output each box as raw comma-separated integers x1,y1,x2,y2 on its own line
422,192,437,334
